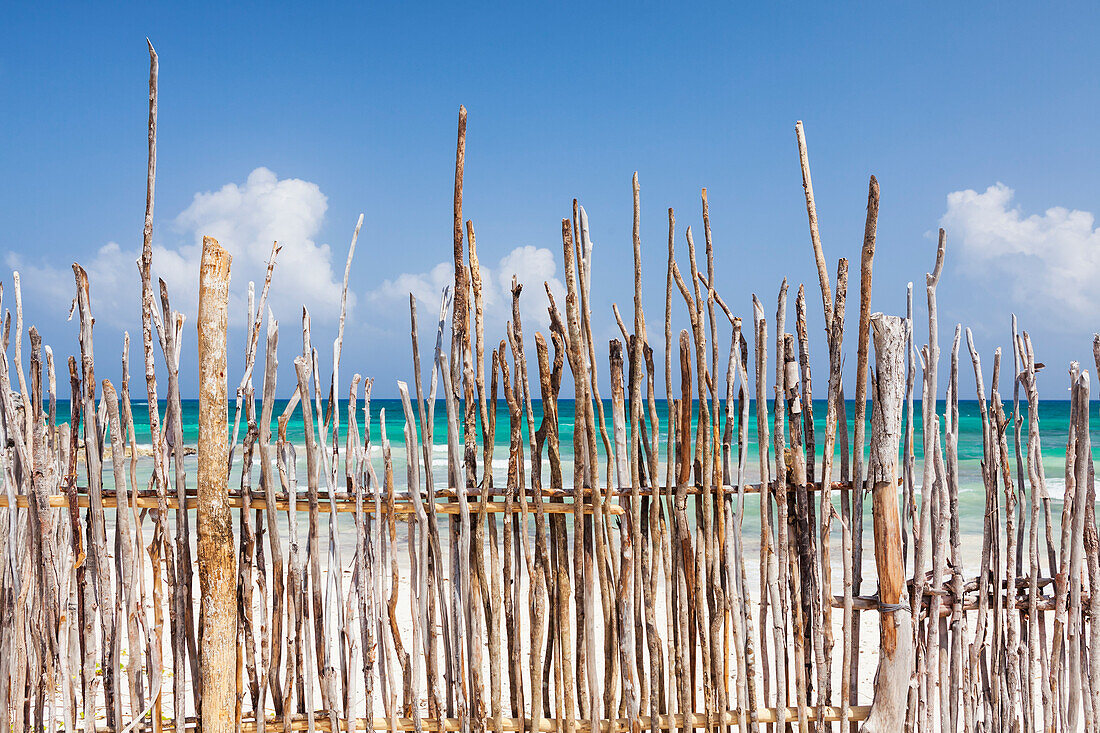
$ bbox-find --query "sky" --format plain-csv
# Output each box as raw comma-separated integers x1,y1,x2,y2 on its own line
2,3,1099,399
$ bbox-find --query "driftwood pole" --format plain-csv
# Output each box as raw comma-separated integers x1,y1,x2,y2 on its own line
849,176,878,722
795,120,832,328
198,235,237,731
861,314,912,732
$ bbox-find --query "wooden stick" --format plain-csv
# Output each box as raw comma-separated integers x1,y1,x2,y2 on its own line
293,314,337,721
751,296,776,729
398,381,428,733
362,381,382,727
926,328,956,733
137,42,175,731
309,343,349,729
795,121,832,330
410,289,451,720
849,176,878,727
160,279,201,712
74,262,118,729
1009,321,1028,733
469,221,496,733
1024,331,1050,733
103,378,142,721
103,707,876,733
576,203,613,729
900,287,915,675
379,408,404,733
511,283,550,733
460,224,484,733
1066,368,1089,732
0,480,868,508
992,350,1022,730
913,229,945,733
860,314,911,733
25,321,53,733
486,356,504,733
439,343,472,733
451,104,469,388
63,355,91,730
945,327,966,733
197,236,236,733
964,329,996,728
1086,340,1100,726
498,345,524,720
448,107,470,727
771,282,791,732
559,216,588,731
347,375,369,722
733,321,760,733
783,331,809,733
233,298,262,728
258,315,286,718
818,258,848,725
568,207,592,730
632,176,656,733
700,189,727,732
610,337,639,732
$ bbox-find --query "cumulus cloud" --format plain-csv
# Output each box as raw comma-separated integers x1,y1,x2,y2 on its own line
10,241,137,315
942,182,1100,322
367,244,566,333
10,167,353,327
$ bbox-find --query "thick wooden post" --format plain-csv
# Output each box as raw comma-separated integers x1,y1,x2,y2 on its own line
197,235,235,729
862,313,912,732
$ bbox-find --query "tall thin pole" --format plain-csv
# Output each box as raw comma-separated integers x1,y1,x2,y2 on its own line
198,235,236,732
861,314,912,732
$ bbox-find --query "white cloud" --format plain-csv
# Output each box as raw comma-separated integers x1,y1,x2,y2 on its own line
10,167,353,327
368,262,456,311
942,183,1100,323
367,245,566,334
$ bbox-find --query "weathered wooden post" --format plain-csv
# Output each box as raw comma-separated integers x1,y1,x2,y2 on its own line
862,313,912,732
197,235,235,730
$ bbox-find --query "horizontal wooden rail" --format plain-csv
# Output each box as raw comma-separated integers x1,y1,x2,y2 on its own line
33,476,886,504
0,476,904,516
109,706,873,732
2,477,895,515
45,477,875,499
830,592,1073,614
0,493,625,516
433,478,879,499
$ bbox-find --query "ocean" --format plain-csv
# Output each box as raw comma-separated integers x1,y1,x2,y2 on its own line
65,396,1095,553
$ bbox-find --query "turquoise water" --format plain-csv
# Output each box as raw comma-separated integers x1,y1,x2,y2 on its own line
68,397,1093,529
56,395,1098,583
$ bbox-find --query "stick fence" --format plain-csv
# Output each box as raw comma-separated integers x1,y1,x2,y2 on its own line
0,47,1095,733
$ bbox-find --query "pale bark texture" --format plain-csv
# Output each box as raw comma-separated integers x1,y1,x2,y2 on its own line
198,235,236,730
861,313,912,733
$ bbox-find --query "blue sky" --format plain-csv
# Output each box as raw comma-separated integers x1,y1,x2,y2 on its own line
2,3,1099,397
